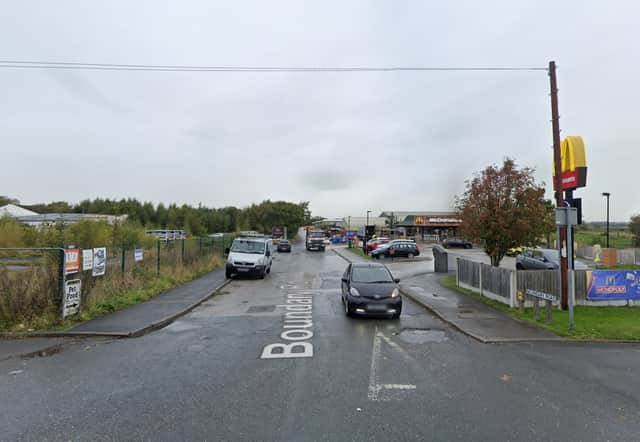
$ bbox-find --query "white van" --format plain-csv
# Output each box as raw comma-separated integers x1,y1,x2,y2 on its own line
225,237,273,279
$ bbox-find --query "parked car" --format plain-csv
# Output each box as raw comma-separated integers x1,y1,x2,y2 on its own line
341,262,402,318
442,238,472,249
277,240,291,253
365,238,390,252
516,248,588,270
371,241,420,259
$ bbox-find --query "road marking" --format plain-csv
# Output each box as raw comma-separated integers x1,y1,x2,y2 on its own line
382,384,416,390
367,328,382,401
368,329,417,401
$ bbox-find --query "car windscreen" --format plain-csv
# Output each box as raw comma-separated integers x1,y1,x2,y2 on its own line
352,266,393,283
231,240,265,254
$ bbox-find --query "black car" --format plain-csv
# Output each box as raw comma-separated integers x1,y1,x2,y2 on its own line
341,262,402,318
442,238,472,249
370,241,419,259
277,240,291,253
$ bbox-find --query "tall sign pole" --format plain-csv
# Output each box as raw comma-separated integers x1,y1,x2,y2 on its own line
549,60,569,310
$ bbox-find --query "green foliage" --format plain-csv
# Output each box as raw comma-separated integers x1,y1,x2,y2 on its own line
0,216,28,247
241,200,309,238
456,159,554,267
0,196,20,206
630,214,640,246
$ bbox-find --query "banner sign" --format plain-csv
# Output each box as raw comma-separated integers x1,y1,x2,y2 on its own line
92,247,106,277
134,249,144,262
64,247,81,275
587,270,640,301
82,249,93,271
63,279,82,318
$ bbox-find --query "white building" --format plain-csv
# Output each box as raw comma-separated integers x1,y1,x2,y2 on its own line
0,204,39,218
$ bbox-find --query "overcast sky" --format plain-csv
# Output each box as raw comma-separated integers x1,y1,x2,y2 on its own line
2,1,639,222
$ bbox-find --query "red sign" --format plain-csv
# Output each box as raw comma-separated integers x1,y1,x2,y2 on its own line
552,168,587,191
65,247,81,275
390,247,395,256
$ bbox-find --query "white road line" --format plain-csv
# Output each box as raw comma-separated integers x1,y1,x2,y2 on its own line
382,384,417,390
378,333,412,362
367,328,382,401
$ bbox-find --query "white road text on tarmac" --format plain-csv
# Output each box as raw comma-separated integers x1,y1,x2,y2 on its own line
261,282,314,359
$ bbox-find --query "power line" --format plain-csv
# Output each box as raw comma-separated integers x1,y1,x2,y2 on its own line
0,60,548,73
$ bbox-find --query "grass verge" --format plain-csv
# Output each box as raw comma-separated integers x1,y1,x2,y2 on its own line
345,246,372,260
440,275,640,340
606,264,640,270
2,256,223,333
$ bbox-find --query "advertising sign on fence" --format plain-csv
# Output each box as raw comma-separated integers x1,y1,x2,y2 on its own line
92,247,106,276
134,249,144,262
587,270,640,301
63,279,82,318
82,249,93,271
64,247,81,275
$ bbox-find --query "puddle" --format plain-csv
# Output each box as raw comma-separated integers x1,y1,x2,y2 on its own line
165,321,201,333
398,329,448,344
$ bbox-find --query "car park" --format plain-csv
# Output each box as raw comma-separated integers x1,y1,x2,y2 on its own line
442,238,473,249
371,240,419,259
341,262,402,319
516,248,588,270
277,240,291,253
225,236,273,279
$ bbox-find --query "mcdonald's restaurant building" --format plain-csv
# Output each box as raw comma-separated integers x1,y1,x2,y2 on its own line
379,211,463,240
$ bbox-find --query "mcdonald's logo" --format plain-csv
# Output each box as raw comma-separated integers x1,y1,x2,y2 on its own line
552,136,588,191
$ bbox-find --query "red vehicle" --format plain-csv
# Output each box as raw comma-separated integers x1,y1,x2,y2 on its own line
365,238,390,253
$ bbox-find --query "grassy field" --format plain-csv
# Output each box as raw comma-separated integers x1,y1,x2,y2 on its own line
346,246,372,260
574,229,634,249
441,275,640,340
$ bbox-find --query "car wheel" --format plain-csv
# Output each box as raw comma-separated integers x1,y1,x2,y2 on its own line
392,310,401,319
516,263,524,270
225,271,232,279
266,265,271,274
465,244,472,249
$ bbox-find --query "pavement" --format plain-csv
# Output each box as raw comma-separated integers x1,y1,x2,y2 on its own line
0,267,229,361
3,240,640,441
333,246,562,343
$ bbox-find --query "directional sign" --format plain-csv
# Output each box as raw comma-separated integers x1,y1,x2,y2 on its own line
63,279,82,318
525,288,557,302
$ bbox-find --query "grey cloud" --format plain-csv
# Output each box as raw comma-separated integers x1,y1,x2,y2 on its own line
299,170,353,191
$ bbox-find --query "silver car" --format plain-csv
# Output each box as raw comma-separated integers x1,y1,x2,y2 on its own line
516,248,588,270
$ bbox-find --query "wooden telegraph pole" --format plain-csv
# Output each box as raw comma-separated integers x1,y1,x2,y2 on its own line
549,61,569,310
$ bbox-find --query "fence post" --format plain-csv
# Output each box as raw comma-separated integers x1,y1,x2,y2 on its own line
182,239,185,263
156,240,161,276
199,237,203,255
510,270,517,308
59,248,66,320
479,263,484,296
455,257,460,287
121,241,126,274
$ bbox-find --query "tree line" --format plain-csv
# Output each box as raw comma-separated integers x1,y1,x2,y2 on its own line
1,196,311,238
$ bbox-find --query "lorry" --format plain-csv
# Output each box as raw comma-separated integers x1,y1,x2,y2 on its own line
305,229,326,252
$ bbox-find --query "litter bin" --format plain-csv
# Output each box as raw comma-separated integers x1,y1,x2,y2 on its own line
348,239,352,248
432,245,449,273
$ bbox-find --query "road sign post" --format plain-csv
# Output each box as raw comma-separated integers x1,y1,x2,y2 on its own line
555,207,577,330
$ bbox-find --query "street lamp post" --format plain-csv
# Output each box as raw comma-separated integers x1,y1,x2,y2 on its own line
364,210,372,253
602,192,611,248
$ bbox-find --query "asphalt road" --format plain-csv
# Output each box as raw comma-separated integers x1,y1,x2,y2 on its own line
2,245,640,441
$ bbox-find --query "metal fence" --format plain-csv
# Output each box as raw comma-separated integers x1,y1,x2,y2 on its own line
0,237,229,328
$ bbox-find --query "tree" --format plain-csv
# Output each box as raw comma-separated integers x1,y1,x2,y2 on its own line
0,196,20,206
630,214,640,247
385,212,398,229
456,158,554,267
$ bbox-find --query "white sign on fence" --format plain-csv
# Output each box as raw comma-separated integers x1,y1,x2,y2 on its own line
92,247,106,276
82,249,93,271
63,279,82,318
525,288,557,302
134,249,144,262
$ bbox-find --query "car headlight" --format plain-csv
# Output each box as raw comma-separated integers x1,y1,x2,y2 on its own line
350,287,361,297
391,288,400,299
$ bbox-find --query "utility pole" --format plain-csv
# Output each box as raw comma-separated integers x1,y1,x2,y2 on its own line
602,192,611,248
549,60,569,310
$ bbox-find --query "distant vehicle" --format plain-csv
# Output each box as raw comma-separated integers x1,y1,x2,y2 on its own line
516,248,588,270
208,233,224,238
442,238,472,249
225,237,273,279
306,229,326,251
365,238,390,252
277,240,291,253
506,245,526,257
371,241,420,259
341,262,402,318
